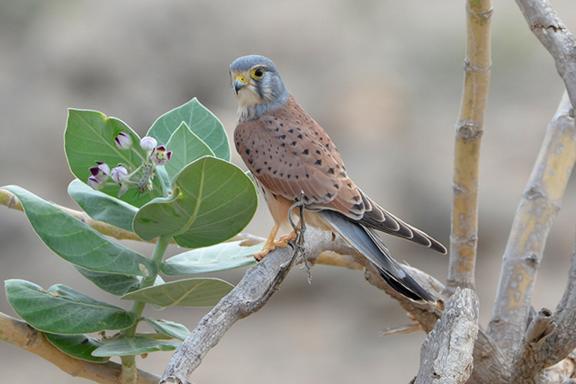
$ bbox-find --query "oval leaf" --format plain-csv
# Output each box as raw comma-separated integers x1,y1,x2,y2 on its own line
68,179,138,232
144,318,190,341
45,333,109,363
162,241,260,275
5,280,135,334
133,157,257,248
92,335,178,357
64,109,163,207
3,186,152,276
76,268,141,296
164,122,215,180
147,98,229,160
122,278,233,307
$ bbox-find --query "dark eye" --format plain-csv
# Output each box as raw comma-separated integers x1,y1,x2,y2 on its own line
251,68,264,80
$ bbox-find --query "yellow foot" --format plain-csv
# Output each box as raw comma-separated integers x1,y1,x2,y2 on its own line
274,231,297,248
254,243,275,261
254,231,298,261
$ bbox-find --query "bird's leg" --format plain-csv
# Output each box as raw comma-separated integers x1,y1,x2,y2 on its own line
254,223,280,261
288,193,311,282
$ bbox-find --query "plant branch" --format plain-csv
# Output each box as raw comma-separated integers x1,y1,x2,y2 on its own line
515,0,576,107
121,234,171,384
448,0,492,289
0,188,256,246
0,188,143,242
414,288,479,384
489,94,576,361
0,312,159,384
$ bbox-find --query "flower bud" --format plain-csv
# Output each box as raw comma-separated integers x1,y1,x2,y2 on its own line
89,161,110,182
87,176,104,190
110,165,129,184
151,145,172,166
114,131,132,149
140,136,158,152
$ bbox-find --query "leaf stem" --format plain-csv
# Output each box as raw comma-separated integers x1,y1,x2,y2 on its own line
120,235,171,384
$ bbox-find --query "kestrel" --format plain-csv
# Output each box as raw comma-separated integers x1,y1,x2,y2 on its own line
230,55,446,301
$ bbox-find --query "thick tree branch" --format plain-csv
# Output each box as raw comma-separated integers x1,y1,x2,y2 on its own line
515,0,576,107
160,228,345,383
448,0,492,289
0,312,159,384
414,288,479,384
161,226,509,384
489,94,576,361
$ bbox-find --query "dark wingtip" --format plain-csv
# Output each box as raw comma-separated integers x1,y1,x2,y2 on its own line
430,239,448,255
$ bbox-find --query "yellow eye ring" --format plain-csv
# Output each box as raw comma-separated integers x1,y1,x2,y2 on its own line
250,67,264,80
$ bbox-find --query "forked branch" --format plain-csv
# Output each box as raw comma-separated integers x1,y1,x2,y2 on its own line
489,94,576,360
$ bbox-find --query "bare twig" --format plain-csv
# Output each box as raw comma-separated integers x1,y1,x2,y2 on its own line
414,288,479,384
515,0,576,107
448,0,493,290
0,312,159,384
380,323,422,337
489,94,576,360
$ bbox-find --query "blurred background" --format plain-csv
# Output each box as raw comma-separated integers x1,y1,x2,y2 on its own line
1,0,575,382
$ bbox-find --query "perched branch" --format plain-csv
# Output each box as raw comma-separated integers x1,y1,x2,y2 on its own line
414,288,479,384
513,242,576,383
515,0,576,107
489,94,576,360
0,312,159,384
160,228,359,383
448,0,492,289
161,224,509,384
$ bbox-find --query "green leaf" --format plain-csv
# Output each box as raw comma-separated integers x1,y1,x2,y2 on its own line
164,122,215,180
5,280,135,334
3,186,152,276
144,318,190,341
44,333,109,363
76,268,141,296
133,157,258,248
67,179,138,231
122,278,233,307
64,109,163,207
162,241,260,275
92,335,178,357
147,98,230,160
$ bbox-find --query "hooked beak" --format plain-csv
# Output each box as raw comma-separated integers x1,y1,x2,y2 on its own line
233,74,248,94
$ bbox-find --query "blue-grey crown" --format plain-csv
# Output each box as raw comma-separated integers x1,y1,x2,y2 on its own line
230,55,279,73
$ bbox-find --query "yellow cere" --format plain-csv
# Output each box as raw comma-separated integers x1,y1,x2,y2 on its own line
234,74,248,84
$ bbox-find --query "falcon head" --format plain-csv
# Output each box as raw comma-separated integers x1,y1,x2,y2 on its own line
229,55,288,111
